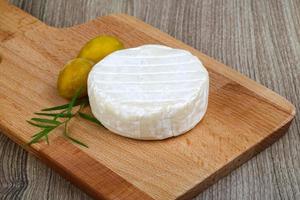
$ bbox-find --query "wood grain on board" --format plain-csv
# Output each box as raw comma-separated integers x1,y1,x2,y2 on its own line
0,0,299,200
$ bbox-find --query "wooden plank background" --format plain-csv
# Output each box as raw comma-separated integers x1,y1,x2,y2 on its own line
0,0,299,199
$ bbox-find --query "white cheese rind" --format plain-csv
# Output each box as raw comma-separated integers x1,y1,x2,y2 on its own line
88,45,209,140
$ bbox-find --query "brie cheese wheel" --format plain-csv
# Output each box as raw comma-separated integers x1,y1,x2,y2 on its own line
88,44,209,140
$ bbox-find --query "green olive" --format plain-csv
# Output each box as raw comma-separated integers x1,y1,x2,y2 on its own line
57,58,94,99
77,35,124,63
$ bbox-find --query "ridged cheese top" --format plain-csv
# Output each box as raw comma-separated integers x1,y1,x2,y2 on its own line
88,44,209,140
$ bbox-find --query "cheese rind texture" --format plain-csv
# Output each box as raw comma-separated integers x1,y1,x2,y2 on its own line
88,45,209,140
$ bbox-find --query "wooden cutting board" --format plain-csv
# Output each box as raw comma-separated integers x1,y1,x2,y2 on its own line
0,1,296,200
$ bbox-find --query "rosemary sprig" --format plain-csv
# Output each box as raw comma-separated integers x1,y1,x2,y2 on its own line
27,88,104,148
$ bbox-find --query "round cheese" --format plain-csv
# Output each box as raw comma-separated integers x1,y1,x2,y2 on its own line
88,44,209,140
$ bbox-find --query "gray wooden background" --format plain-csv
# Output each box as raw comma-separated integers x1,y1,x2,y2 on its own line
1,0,299,199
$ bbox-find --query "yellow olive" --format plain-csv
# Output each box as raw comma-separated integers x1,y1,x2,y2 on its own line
57,58,94,99
77,35,124,63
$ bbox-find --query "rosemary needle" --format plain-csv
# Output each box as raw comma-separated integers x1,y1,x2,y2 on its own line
41,97,88,111
34,112,73,118
78,112,102,126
